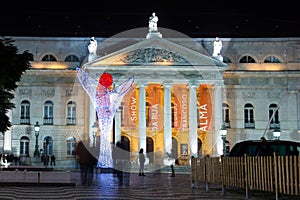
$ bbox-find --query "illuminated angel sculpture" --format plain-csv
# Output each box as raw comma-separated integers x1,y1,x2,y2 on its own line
76,66,134,168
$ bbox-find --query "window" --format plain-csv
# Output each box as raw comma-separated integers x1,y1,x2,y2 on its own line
244,103,255,128
43,136,53,156
20,136,29,156
269,103,280,129
67,137,76,156
222,103,230,128
42,54,57,62
20,100,30,124
65,54,79,62
264,56,281,63
44,101,53,125
67,101,76,125
239,55,256,63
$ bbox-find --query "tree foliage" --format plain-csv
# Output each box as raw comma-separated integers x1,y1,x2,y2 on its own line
0,37,33,133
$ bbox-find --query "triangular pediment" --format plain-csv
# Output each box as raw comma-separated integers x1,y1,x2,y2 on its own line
83,36,227,70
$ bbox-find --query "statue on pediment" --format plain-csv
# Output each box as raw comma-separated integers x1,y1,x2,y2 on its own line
88,37,98,62
149,12,158,32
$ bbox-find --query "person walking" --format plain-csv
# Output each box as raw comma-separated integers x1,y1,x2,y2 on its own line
76,140,97,186
138,148,146,176
50,155,56,166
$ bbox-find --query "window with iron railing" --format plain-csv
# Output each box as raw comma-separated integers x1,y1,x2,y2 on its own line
244,103,255,129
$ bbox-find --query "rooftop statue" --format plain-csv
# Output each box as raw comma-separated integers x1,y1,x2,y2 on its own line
213,37,222,57
149,12,158,32
212,37,223,62
88,37,98,62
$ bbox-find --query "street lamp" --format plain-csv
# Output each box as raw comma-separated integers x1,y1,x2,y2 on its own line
220,124,227,156
273,128,281,140
34,122,40,157
92,122,98,147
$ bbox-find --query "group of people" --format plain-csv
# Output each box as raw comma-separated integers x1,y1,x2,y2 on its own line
75,140,176,185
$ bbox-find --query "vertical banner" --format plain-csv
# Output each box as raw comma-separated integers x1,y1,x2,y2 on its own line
198,84,212,132
122,83,137,129
173,84,189,131
148,84,163,131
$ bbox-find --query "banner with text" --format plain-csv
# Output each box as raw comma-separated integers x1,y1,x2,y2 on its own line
173,84,189,131
198,84,212,132
122,83,137,129
148,84,163,131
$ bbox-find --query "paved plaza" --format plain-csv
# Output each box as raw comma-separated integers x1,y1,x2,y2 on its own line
0,170,298,200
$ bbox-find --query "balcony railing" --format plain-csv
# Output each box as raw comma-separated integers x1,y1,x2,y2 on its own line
43,117,53,125
244,122,255,129
20,117,30,125
67,118,76,125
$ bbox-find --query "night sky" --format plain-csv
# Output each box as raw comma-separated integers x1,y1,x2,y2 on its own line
1,1,300,38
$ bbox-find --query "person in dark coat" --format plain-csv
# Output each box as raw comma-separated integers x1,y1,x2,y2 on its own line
50,155,56,166
76,140,97,186
138,148,146,176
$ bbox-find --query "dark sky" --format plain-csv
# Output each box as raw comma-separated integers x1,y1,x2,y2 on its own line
1,1,300,38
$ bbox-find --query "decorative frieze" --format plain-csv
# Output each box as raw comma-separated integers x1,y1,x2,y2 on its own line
242,91,255,100
19,88,32,96
42,89,55,97
66,87,78,96
121,48,188,63
267,92,281,100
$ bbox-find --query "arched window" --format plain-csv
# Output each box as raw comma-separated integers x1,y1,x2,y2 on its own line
67,101,76,125
20,100,30,124
244,103,255,128
66,137,76,157
239,55,256,63
42,54,57,61
43,136,53,156
20,136,29,156
65,54,79,62
44,101,53,125
269,103,280,129
264,55,281,63
222,103,230,128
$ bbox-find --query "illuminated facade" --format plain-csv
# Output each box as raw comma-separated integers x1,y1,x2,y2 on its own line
1,31,300,168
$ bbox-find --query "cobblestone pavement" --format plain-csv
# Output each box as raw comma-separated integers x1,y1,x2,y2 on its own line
0,171,299,200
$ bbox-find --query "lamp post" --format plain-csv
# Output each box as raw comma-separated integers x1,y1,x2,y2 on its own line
34,122,40,157
220,124,227,156
92,122,98,147
273,128,281,140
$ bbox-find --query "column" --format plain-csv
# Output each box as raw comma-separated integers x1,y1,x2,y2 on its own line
88,99,97,147
189,83,198,158
163,83,172,163
3,109,12,152
287,90,298,131
114,106,122,144
214,83,223,156
138,82,147,152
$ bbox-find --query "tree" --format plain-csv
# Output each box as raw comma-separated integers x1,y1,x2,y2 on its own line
0,37,33,133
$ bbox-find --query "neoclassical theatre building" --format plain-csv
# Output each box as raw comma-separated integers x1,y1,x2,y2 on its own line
1,26,300,168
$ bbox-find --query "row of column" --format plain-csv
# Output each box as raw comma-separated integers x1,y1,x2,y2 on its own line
87,81,224,157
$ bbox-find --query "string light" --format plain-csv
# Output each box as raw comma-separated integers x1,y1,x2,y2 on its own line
76,66,134,168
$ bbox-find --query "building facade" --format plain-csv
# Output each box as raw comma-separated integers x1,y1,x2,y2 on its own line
1,27,300,168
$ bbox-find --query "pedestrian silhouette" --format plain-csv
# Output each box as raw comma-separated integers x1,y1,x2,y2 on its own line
50,155,56,166
75,140,97,186
138,148,146,176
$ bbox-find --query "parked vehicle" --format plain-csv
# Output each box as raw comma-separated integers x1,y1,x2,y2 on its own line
228,139,300,157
